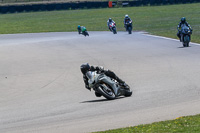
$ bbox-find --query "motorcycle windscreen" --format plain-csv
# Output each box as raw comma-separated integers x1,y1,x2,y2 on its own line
86,71,94,80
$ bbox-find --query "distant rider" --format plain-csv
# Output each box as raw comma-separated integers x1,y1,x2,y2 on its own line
177,17,192,41
107,18,116,31
77,25,87,34
77,25,82,34
124,14,132,31
80,63,128,97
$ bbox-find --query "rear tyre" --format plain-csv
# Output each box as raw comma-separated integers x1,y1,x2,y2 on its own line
124,89,132,97
85,31,89,36
97,84,116,100
83,31,89,37
123,84,132,97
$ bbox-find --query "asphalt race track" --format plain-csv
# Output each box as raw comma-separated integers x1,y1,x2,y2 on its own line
0,32,200,133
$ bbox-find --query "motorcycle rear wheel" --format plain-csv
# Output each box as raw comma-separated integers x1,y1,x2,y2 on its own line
123,84,132,97
124,89,132,97
113,28,117,34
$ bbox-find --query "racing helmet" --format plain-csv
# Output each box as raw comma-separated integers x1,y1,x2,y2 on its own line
80,63,90,75
109,18,112,22
125,14,129,18
181,17,186,23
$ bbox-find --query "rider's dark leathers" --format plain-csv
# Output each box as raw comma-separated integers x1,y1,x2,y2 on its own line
124,17,132,30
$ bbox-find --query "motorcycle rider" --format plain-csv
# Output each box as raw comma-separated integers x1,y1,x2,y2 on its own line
124,14,132,31
107,18,116,31
80,63,128,97
77,25,82,34
77,25,87,34
177,17,192,41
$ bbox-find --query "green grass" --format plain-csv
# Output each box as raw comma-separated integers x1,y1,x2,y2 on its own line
94,114,200,133
0,3,200,43
0,0,108,4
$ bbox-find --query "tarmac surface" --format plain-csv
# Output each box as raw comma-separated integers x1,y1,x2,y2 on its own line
0,31,200,133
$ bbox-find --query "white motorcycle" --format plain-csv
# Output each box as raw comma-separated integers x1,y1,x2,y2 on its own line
86,71,132,100
109,22,117,34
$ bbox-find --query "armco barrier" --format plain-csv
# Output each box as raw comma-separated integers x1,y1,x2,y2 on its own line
0,0,199,14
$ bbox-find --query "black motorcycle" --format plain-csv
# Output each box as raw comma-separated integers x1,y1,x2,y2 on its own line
180,25,192,47
125,20,132,34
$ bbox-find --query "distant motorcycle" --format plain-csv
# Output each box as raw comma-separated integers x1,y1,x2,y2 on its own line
180,25,192,47
109,22,117,34
86,71,132,100
125,20,132,34
81,27,89,37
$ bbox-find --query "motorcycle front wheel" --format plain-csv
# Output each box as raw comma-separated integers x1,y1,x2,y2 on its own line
97,84,116,100
128,27,132,34
112,27,117,34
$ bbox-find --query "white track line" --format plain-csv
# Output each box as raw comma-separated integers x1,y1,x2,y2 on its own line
142,33,200,46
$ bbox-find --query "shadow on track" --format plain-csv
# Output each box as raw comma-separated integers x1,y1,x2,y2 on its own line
178,46,191,48
80,97,125,103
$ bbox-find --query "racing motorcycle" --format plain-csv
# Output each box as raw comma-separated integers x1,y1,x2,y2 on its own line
125,20,132,34
109,22,117,34
180,25,192,47
81,27,89,37
86,71,132,100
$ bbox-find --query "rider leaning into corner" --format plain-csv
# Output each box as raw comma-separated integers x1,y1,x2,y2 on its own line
177,17,192,41
77,25,87,34
77,25,82,34
80,63,128,97
107,18,116,31
124,14,132,30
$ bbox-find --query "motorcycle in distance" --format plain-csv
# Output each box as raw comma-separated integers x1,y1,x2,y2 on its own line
86,71,132,100
109,22,117,34
125,20,132,34
180,24,192,47
82,27,89,37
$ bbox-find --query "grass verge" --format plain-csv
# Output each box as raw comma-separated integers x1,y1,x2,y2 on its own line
94,114,200,133
0,3,200,43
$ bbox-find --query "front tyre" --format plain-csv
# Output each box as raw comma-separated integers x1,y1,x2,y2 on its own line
128,27,132,34
83,31,89,37
183,35,190,47
113,28,117,34
97,84,116,100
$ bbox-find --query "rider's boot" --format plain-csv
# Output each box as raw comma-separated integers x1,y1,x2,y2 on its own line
116,77,129,90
